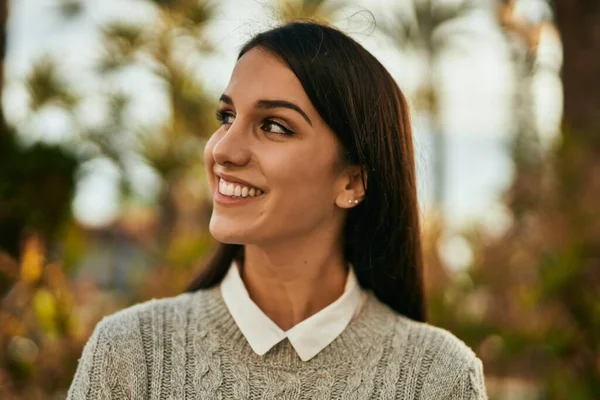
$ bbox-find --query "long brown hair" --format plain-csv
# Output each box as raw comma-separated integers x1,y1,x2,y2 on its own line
186,21,426,322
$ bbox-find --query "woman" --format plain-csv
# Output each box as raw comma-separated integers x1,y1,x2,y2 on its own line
68,21,487,399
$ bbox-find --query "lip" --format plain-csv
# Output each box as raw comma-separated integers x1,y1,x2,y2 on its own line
213,171,266,206
215,172,263,192
213,189,264,205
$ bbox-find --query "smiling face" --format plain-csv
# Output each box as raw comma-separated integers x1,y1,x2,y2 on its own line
204,47,360,247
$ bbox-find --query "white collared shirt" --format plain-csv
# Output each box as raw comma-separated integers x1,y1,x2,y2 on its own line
220,261,366,361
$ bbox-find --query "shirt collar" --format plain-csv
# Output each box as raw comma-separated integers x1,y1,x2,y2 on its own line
220,260,366,361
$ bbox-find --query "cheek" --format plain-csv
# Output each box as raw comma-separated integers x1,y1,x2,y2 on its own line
266,151,338,213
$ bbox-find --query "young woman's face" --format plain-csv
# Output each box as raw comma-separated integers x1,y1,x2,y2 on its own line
204,47,353,246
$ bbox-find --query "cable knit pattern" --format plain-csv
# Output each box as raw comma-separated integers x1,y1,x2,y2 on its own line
68,287,488,399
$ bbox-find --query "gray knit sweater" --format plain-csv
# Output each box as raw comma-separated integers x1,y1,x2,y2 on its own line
67,286,487,399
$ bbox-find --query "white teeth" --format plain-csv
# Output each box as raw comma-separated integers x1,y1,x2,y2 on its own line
218,178,263,198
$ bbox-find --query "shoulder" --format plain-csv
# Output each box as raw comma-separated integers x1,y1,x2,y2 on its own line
93,291,196,343
69,293,198,399
364,293,479,371
380,306,487,398
394,315,478,368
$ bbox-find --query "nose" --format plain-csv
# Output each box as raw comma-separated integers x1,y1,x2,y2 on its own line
211,121,252,167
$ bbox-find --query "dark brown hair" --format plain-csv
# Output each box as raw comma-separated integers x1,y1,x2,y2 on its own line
186,21,426,322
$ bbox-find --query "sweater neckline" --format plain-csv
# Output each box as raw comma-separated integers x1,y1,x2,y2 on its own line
189,286,401,371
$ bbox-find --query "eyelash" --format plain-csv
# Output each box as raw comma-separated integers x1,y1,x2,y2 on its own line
215,109,295,136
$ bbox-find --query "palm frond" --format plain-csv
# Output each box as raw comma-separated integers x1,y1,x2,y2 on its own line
275,0,346,24
97,23,148,73
26,57,78,112
136,123,204,179
183,0,215,28
172,78,215,138
151,0,215,29
381,0,479,52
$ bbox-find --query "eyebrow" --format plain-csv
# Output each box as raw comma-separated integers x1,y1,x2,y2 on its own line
219,94,312,126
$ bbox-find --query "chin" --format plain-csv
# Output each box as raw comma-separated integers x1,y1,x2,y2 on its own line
209,215,252,244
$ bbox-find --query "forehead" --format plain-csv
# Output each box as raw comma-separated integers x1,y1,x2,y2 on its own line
225,48,312,109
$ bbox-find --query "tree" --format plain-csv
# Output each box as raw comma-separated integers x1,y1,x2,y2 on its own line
429,1,600,398
0,2,83,398
95,0,217,246
0,3,79,259
380,0,479,210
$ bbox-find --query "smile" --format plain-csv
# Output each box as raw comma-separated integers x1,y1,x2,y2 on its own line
218,178,264,198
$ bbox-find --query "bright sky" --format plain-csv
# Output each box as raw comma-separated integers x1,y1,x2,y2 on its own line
4,0,562,238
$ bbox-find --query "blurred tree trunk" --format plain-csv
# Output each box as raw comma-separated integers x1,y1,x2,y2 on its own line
551,3,600,395
554,0,600,132
0,0,7,129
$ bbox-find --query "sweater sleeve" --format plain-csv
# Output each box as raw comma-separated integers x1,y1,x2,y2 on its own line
67,319,112,399
67,313,148,400
448,357,488,400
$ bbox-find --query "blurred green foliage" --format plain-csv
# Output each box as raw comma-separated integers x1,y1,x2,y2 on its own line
0,133,78,259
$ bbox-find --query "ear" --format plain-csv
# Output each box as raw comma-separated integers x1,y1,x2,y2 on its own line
335,165,368,209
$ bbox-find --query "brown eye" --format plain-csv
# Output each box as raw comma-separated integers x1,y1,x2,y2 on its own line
261,120,295,136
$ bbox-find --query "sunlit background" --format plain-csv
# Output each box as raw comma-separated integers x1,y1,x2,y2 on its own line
1,0,598,399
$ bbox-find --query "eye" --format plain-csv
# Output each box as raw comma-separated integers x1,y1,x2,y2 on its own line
261,120,295,136
215,109,234,125
216,109,295,137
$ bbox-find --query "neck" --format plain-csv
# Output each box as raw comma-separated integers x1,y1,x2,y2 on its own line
240,237,348,331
